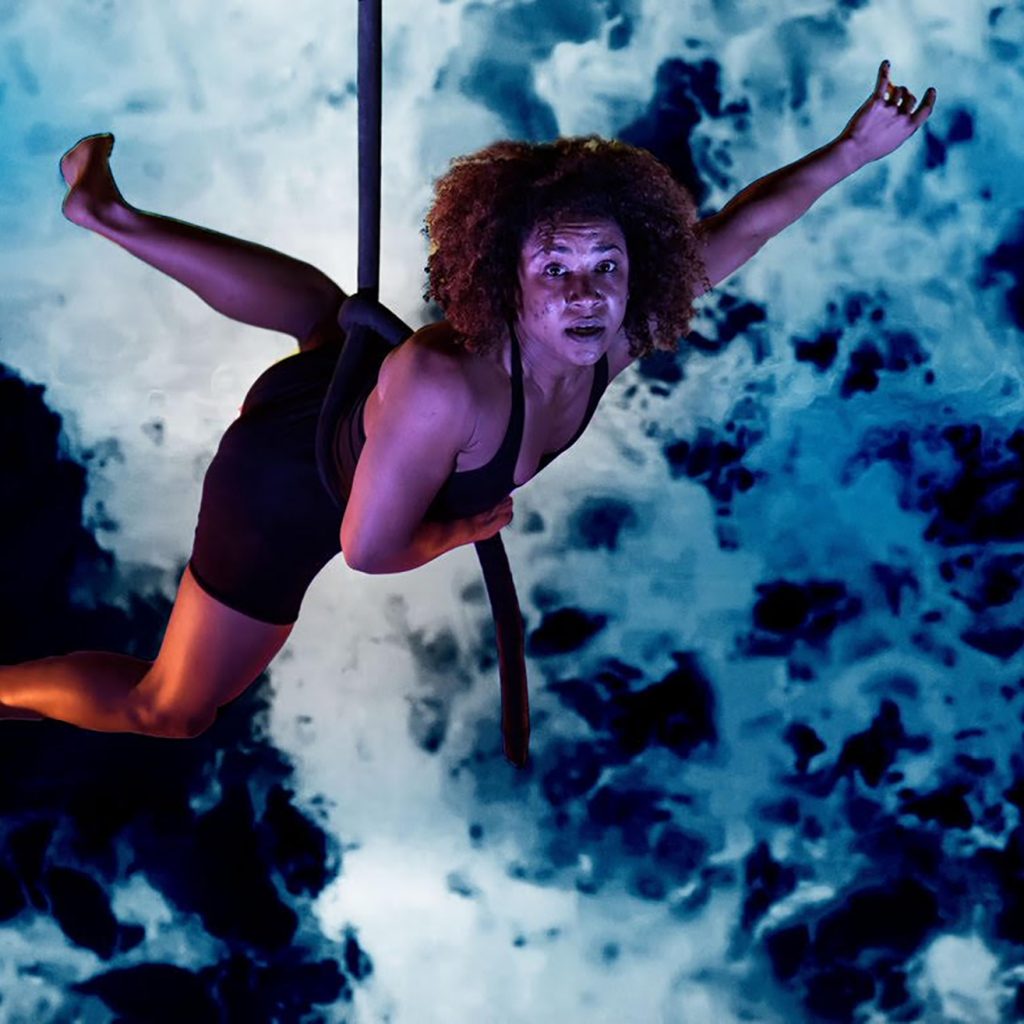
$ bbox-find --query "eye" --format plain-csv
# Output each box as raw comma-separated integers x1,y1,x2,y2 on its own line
596,260,617,273
543,264,565,277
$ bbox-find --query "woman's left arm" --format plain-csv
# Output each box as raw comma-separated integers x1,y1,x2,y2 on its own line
697,61,937,291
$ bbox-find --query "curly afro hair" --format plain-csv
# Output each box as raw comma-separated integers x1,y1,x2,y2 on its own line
424,135,709,359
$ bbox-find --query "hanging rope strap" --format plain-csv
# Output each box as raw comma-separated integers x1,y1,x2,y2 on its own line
313,0,530,767
357,0,381,301
474,528,530,766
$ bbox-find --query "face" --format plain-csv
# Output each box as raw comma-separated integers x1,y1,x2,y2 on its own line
515,216,629,367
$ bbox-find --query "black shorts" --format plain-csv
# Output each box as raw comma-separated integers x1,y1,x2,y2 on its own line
188,335,348,625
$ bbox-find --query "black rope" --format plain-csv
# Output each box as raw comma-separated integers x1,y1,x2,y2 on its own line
357,0,381,299
313,1,531,767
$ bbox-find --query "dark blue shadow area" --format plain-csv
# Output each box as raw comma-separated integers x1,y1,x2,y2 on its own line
0,363,370,1022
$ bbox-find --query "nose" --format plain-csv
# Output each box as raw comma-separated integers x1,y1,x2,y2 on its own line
565,272,604,306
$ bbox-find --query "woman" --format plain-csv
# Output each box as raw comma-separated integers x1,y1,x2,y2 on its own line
0,61,934,737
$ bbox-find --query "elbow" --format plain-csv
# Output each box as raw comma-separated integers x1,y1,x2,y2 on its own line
343,550,379,574
341,538,384,575
340,526,380,575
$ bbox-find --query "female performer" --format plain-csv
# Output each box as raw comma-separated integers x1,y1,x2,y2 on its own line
0,61,934,737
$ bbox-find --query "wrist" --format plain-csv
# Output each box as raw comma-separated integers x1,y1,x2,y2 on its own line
828,134,872,176
426,517,463,556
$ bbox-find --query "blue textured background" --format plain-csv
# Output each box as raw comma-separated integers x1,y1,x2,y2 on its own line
2,1,1023,1021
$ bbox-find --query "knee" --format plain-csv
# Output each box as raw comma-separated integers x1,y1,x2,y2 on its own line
133,698,216,739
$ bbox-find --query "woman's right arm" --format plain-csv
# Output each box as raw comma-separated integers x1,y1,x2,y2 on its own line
356,497,514,574
340,343,512,574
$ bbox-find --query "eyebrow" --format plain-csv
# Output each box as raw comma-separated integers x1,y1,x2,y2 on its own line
529,242,624,259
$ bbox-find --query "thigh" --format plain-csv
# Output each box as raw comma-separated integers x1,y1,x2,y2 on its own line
138,563,294,724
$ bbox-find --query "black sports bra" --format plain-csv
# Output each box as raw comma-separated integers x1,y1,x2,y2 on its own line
335,324,609,522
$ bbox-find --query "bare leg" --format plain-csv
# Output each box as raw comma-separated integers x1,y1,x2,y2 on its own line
0,567,293,737
0,652,154,732
60,133,346,342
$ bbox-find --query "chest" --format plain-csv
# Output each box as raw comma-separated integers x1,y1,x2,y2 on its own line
362,329,631,488
464,368,599,486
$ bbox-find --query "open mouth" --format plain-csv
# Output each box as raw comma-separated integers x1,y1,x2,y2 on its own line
566,324,604,339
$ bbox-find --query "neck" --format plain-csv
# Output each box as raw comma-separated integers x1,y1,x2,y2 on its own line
506,319,594,398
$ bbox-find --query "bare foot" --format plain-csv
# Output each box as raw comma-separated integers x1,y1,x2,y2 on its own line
60,132,128,229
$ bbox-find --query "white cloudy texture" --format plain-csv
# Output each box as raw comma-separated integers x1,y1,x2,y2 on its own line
2,0,1023,1021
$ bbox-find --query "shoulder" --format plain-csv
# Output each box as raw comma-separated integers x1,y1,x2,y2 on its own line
370,321,485,444
378,321,474,398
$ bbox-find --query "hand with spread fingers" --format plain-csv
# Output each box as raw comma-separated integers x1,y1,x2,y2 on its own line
838,60,937,165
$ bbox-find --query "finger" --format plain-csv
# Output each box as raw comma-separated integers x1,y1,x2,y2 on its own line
888,85,906,108
901,90,917,112
910,87,937,127
874,60,889,100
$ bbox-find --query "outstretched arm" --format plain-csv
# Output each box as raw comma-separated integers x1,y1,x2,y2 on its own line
696,61,937,291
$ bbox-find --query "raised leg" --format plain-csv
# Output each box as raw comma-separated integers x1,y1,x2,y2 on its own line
0,565,293,737
60,133,346,348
